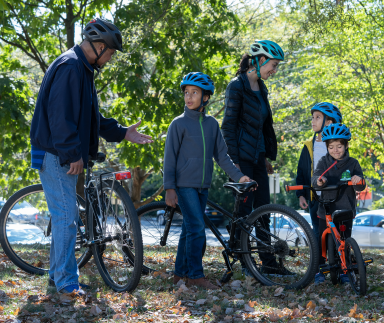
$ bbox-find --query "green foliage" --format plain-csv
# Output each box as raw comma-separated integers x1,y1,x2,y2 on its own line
372,197,384,210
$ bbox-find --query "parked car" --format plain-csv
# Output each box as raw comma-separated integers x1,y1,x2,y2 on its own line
296,210,313,228
156,206,225,227
269,214,308,247
6,223,49,245
352,210,384,248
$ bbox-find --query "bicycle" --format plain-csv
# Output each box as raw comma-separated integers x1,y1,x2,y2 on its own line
138,181,319,289
286,180,373,295
0,152,143,292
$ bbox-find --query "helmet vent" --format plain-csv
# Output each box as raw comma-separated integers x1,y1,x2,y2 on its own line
89,31,97,36
262,46,270,53
271,50,278,56
116,34,122,46
95,25,107,33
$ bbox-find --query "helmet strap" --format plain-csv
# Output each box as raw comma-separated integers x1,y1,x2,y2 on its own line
255,58,261,78
90,41,109,70
316,117,326,134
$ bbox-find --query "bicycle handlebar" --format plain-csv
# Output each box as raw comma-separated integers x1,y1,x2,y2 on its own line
285,179,365,204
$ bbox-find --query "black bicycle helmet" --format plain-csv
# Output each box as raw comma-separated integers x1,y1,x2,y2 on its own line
82,18,123,52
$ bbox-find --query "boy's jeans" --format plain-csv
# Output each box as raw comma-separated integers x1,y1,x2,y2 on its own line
174,187,208,279
39,152,80,291
308,200,320,241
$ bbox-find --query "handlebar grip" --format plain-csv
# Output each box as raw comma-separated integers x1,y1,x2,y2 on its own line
285,185,303,192
348,179,366,186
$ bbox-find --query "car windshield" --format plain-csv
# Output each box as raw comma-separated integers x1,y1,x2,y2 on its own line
12,201,32,210
353,216,371,226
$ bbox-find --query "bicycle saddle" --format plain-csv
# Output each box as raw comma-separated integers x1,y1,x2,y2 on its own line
223,182,257,194
332,209,354,223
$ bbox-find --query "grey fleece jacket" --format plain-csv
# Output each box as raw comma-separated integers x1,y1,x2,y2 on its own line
311,151,365,220
163,106,243,190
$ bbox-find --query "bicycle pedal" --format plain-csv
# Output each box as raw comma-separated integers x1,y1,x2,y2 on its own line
220,270,233,284
364,258,373,265
319,264,331,275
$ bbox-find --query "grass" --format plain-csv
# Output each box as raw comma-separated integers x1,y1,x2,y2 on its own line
0,246,384,322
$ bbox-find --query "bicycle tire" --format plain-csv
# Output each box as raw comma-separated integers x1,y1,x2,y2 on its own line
240,204,319,289
345,237,366,295
136,201,206,275
0,184,91,275
89,180,143,292
327,233,339,285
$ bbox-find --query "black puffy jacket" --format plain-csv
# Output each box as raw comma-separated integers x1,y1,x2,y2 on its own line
221,73,277,164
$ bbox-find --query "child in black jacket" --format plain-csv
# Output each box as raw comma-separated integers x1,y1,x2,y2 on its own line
311,123,365,285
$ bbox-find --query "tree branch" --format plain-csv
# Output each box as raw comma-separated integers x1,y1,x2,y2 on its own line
135,184,164,209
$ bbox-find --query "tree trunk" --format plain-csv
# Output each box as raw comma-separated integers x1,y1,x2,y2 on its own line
65,0,75,49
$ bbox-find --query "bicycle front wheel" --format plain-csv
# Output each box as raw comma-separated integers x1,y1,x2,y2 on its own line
0,184,91,275
89,180,143,292
345,237,366,295
240,204,319,289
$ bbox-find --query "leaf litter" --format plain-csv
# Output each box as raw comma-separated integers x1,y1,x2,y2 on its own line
0,247,384,322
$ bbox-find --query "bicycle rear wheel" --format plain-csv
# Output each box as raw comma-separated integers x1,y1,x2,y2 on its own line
137,201,206,275
89,180,142,292
345,237,366,295
0,184,91,275
327,233,339,285
240,204,319,289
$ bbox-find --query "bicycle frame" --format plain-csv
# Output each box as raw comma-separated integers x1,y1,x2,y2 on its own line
286,180,372,275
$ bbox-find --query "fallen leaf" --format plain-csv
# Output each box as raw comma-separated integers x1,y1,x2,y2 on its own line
212,304,221,312
274,287,284,297
348,303,364,319
89,305,102,316
112,314,125,320
196,299,206,305
306,300,316,310
0,281,3,286
269,312,280,322
224,316,232,321
248,300,258,307
0,306,3,311
14,307,20,316
244,304,255,312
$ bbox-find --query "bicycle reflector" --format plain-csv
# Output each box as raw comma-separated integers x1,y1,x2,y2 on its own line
115,171,131,180
339,224,347,232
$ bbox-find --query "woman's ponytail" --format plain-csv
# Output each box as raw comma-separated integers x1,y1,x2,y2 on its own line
236,53,251,76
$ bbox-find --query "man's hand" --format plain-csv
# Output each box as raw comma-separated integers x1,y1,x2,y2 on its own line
317,176,327,187
67,157,84,175
265,158,274,174
351,175,363,185
299,196,308,209
125,120,153,144
165,189,178,208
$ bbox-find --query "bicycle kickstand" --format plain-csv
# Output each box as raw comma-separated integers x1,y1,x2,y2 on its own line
220,250,235,284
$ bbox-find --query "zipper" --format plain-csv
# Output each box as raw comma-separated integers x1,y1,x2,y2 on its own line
199,114,206,188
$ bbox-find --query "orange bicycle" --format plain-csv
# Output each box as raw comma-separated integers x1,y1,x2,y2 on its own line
286,180,373,295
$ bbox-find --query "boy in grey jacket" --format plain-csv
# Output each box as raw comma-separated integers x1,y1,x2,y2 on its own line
311,123,365,285
163,72,252,290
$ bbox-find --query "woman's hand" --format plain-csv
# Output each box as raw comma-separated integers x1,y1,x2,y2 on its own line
299,196,308,209
165,189,178,208
351,175,363,185
265,158,274,174
317,177,327,187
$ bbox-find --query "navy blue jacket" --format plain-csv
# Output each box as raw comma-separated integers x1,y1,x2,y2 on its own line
30,45,127,166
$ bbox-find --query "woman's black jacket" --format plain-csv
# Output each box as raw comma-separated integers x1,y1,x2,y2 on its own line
221,72,277,164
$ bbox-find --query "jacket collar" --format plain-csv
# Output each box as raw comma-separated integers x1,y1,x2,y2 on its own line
184,106,206,120
325,150,350,168
73,45,94,74
239,72,268,95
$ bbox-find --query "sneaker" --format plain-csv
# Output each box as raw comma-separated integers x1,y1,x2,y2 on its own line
173,274,184,285
50,278,90,290
59,284,86,296
315,273,325,285
339,274,350,284
260,266,297,277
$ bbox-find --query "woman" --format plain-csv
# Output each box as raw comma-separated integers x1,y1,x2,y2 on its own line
221,40,294,276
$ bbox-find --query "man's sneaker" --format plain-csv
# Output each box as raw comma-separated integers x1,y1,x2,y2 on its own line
339,274,350,284
50,278,90,290
59,284,86,296
186,277,219,290
315,273,325,285
260,266,297,277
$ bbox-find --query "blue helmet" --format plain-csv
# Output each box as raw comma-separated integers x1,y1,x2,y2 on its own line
180,72,215,95
322,123,351,142
311,102,342,123
249,40,284,78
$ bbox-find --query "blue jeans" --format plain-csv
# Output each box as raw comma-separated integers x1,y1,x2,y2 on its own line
309,200,320,241
39,152,80,291
174,187,208,279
